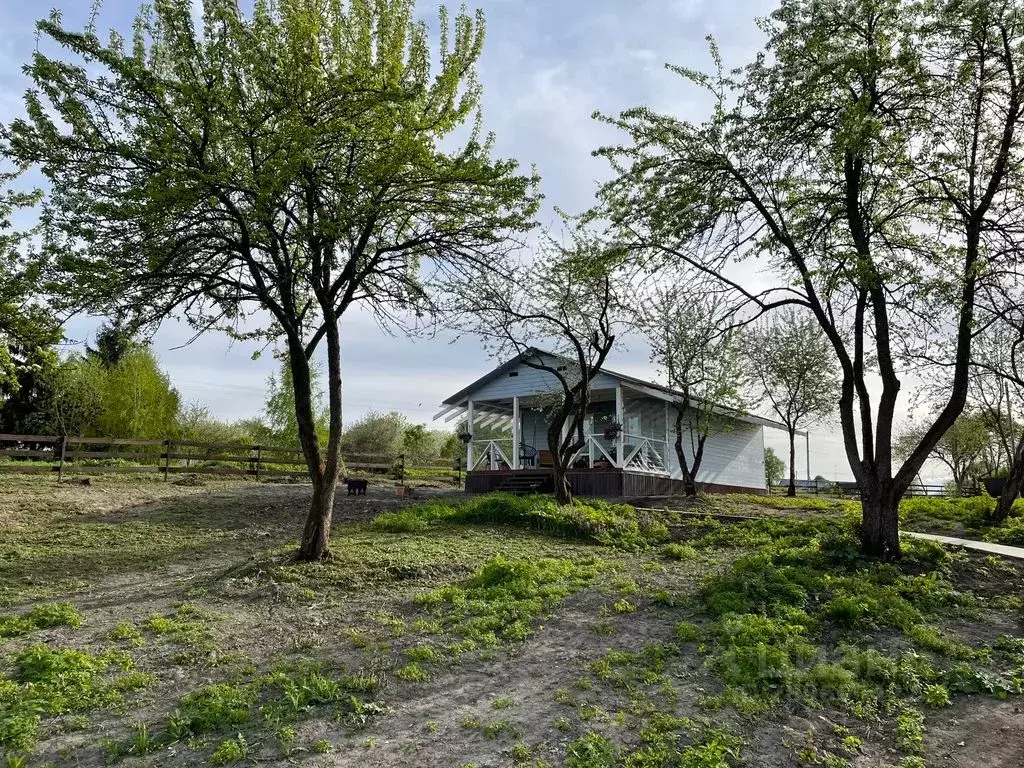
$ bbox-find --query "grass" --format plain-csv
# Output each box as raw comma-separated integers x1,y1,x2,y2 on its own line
0,478,1021,766
370,493,670,549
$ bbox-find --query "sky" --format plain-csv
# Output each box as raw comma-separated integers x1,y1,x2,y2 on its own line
0,0,942,483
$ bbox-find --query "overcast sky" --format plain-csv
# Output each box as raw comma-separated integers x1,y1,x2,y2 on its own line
0,0,945,483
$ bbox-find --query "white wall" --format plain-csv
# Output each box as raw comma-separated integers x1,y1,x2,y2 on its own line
666,419,766,491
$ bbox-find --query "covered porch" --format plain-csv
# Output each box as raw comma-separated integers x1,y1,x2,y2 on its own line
434,381,674,477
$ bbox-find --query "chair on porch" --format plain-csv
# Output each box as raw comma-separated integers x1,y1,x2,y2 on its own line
520,444,538,469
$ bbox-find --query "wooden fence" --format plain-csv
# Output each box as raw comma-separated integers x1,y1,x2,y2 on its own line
0,433,463,485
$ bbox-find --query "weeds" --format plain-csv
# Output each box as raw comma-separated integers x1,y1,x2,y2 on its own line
370,494,669,549
0,602,83,638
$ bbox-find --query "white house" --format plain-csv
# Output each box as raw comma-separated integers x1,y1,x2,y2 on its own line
434,349,803,497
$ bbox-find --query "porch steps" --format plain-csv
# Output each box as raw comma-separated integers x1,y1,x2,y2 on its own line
495,472,553,495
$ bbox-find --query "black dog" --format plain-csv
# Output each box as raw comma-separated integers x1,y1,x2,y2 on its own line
345,478,368,496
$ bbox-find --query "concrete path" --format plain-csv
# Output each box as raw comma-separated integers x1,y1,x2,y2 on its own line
904,531,1024,560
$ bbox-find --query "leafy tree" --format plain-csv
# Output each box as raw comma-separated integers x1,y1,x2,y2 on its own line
969,318,1024,520
86,320,139,368
460,231,624,504
896,412,990,496
12,0,538,560
764,447,785,490
340,410,407,457
261,359,329,448
747,309,838,497
96,348,182,439
176,403,249,445
595,0,1024,558
636,285,747,496
0,143,62,428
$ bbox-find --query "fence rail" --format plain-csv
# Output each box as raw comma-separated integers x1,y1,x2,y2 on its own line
0,433,463,485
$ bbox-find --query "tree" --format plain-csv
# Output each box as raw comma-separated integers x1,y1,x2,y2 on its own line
747,309,838,497
764,447,785,490
11,0,539,560
636,285,746,496
262,359,329,449
969,318,1024,520
460,232,623,504
340,411,407,457
896,412,990,496
0,142,62,428
595,0,1024,558
87,320,139,368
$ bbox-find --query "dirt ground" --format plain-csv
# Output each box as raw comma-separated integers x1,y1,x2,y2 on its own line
0,475,1021,767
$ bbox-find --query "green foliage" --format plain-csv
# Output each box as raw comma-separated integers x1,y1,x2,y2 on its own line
0,601,82,637
747,309,839,472
415,555,602,648
764,447,785,488
210,734,249,765
370,510,430,533
23,348,181,439
566,731,618,768
0,644,151,751
371,493,669,549
171,683,257,735
662,543,698,561
923,684,951,708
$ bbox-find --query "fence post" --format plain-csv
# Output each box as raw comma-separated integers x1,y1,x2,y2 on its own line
400,453,405,486
455,455,462,487
56,435,68,483
163,439,172,481
255,445,262,482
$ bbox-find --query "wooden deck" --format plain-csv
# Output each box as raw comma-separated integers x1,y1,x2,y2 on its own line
465,468,765,497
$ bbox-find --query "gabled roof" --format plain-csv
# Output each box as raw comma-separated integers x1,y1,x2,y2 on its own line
439,347,801,434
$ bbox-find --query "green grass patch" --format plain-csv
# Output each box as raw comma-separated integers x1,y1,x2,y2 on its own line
0,644,153,752
0,602,83,638
414,555,604,649
370,494,669,549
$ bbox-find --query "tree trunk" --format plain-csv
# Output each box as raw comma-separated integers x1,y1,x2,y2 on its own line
300,476,336,559
859,483,901,560
548,420,573,505
787,427,797,497
673,408,697,496
993,435,1024,523
293,319,344,562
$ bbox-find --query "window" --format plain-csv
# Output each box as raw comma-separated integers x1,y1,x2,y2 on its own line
508,371,519,377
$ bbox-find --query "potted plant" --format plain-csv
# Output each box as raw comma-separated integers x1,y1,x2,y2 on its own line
457,430,473,445
603,422,622,441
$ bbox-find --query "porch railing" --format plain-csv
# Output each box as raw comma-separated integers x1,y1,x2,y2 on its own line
621,434,668,474
470,439,514,471
567,433,668,474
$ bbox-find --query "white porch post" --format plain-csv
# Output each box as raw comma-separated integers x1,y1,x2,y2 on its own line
466,400,474,470
665,401,671,471
615,384,625,469
512,397,521,470
588,416,595,468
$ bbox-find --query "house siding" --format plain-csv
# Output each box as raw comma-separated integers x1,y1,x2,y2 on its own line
469,354,619,402
666,418,766,491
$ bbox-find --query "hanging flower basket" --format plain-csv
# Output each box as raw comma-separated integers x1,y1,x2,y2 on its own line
603,422,622,441
457,430,473,445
